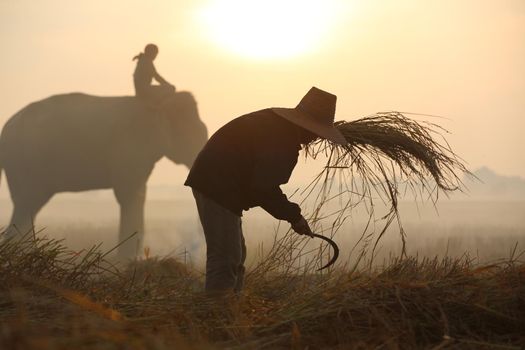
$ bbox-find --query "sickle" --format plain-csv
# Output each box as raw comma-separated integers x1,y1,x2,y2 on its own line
310,233,340,271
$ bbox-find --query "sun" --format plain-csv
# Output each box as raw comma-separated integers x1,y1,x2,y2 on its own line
198,0,344,60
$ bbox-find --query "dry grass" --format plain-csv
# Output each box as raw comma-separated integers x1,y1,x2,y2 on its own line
1,232,523,349
301,112,473,267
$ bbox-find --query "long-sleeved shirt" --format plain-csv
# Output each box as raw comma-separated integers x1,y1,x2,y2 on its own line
133,54,169,97
185,108,303,223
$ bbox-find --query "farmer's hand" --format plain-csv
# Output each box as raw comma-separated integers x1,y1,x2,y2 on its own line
291,217,314,238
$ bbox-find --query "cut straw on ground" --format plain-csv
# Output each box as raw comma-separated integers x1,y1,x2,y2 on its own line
1,232,523,349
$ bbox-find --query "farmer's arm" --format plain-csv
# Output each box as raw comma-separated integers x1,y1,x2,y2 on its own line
254,184,302,223
249,143,302,223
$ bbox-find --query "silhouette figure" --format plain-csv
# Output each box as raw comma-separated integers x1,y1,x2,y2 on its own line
133,43,175,107
0,92,207,260
185,87,347,294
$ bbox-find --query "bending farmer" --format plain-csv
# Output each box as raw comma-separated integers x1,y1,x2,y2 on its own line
185,87,347,294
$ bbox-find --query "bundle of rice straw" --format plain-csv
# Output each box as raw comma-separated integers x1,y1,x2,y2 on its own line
303,111,472,261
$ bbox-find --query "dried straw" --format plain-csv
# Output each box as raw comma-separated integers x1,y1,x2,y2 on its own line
303,111,473,262
1,234,523,349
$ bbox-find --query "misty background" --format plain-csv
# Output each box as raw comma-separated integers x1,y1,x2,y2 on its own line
1,165,523,268
0,1,524,265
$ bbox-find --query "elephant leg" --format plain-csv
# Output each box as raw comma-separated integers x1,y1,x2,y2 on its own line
5,192,53,240
113,184,146,261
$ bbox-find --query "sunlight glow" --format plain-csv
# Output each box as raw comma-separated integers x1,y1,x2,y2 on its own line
198,0,345,60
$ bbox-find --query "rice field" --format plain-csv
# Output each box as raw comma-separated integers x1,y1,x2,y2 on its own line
1,196,524,349
1,112,523,348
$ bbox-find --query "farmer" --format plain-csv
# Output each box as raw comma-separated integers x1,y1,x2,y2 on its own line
132,43,175,105
185,87,347,294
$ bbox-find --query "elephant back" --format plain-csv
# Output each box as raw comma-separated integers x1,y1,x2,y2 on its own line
0,93,176,191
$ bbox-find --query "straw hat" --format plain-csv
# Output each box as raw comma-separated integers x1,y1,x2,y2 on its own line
272,87,347,145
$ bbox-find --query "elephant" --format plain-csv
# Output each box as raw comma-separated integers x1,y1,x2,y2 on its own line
0,91,208,260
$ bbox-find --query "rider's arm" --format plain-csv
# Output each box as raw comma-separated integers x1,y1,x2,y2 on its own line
152,66,171,86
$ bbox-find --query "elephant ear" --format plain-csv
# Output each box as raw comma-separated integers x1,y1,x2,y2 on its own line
162,92,208,167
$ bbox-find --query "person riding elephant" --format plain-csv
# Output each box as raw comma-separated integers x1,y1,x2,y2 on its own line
0,91,207,260
133,43,175,106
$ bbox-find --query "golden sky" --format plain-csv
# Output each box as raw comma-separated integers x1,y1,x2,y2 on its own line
1,0,524,186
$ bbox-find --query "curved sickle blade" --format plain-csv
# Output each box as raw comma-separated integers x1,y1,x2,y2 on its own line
311,233,340,271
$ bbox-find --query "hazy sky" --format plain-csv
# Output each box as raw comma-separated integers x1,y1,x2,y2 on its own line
1,0,524,187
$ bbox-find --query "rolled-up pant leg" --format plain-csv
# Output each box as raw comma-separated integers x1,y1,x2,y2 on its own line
192,189,246,293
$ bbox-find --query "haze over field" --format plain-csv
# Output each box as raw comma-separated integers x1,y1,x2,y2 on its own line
1,167,523,266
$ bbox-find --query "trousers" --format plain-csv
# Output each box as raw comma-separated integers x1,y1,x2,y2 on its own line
192,189,246,293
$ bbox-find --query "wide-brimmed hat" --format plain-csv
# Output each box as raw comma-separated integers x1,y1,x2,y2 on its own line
272,87,347,145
